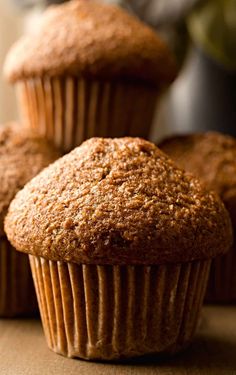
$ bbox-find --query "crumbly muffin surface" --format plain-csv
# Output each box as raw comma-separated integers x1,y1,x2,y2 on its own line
159,132,236,228
5,137,232,264
0,122,60,236
4,0,176,86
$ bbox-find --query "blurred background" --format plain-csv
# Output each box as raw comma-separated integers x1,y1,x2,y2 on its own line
0,0,235,140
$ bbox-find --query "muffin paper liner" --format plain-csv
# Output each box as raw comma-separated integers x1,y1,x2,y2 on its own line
205,243,236,303
0,237,38,317
16,77,158,153
29,256,211,360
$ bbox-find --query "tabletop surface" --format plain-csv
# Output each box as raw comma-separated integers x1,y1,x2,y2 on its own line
0,306,235,375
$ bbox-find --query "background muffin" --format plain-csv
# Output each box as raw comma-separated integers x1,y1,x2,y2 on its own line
5,137,231,359
0,122,60,317
159,131,236,303
4,0,176,153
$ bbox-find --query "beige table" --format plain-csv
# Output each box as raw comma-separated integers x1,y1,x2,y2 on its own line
0,306,235,375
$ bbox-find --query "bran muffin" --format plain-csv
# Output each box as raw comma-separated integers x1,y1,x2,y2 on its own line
159,131,236,303
0,122,60,317
4,0,176,153
5,137,232,359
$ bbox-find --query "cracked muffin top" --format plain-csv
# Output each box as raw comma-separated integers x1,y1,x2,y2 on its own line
5,137,232,265
4,0,176,87
159,132,236,229
0,122,60,237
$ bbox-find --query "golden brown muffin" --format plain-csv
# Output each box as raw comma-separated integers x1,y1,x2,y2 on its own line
4,1,175,85
159,131,236,303
0,122,60,317
4,0,176,152
5,137,231,359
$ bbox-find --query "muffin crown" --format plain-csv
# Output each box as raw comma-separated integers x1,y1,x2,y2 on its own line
159,132,236,229
5,137,232,265
4,0,176,86
0,122,60,236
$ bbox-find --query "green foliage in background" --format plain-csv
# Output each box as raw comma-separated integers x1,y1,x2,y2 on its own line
188,0,236,70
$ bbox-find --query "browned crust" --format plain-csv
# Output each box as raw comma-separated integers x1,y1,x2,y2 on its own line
5,137,232,265
159,132,236,229
0,122,60,236
4,0,176,86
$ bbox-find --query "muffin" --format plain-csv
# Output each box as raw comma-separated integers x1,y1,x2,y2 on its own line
0,122,60,317
4,0,176,153
159,131,236,303
4,137,231,359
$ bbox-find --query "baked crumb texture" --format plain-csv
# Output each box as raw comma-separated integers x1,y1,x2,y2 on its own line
159,131,236,302
4,0,176,86
0,122,60,236
5,137,232,265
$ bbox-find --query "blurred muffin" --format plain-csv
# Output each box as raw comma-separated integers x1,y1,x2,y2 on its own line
159,131,236,303
0,122,60,317
4,0,176,153
5,137,231,359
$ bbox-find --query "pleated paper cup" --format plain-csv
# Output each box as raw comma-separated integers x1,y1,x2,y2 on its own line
16,77,158,153
29,255,211,360
205,243,236,303
0,237,38,317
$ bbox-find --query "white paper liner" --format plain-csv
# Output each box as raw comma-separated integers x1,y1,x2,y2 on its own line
16,77,158,153
0,237,38,317
29,256,211,360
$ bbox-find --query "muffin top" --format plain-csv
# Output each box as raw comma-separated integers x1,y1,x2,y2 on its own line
4,0,176,87
0,122,60,237
159,132,236,228
5,137,232,265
